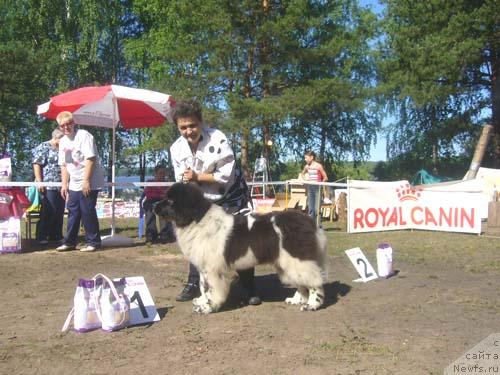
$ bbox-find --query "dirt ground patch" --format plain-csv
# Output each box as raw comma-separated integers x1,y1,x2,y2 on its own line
1,228,499,375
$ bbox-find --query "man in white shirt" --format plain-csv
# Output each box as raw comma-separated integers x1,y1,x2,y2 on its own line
170,99,260,305
55,111,105,252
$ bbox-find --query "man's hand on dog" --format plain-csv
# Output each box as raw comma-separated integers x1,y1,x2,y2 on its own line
182,167,197,182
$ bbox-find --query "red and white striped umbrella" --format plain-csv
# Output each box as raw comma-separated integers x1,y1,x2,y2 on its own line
37,84,175,128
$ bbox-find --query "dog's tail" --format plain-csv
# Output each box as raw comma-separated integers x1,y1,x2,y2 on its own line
316,228,329,282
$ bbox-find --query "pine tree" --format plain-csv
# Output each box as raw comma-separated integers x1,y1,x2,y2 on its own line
380,0,500,168
127,0,380,177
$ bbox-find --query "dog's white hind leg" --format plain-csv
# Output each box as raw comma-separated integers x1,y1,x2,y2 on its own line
276,253,324,311
301,286,325,311
285,287,309,305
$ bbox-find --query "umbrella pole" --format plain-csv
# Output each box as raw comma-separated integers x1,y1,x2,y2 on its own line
111,125,116,236
101,122,133,247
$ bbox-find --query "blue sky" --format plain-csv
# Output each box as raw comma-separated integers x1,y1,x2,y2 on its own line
370,136,387,162
360,0,384,14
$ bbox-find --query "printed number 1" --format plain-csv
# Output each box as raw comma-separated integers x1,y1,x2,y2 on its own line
357,258,374,279
130,291,148,318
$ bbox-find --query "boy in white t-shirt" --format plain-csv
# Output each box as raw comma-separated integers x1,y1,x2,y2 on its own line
55,111,105,252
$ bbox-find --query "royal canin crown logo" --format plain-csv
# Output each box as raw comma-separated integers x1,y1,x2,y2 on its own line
396,184,422,202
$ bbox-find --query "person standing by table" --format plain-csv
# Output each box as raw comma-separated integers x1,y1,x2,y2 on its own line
32,128,66,245
301,150,328,224
55,111,105,253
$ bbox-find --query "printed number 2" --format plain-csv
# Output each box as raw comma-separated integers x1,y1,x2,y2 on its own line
357,258,374,279
130,291,148,318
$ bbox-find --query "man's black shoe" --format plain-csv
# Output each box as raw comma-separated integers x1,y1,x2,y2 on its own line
248,296,262,306
176,283,199,302
160,236,176,244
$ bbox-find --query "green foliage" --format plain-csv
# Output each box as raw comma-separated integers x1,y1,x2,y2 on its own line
2,0,497,183
127,0,381,174
379,0,500,168
0,30,50,177
270,158,373,183
275,160,302,181
0,0,138,179
332,161,373,181
372,153,470,182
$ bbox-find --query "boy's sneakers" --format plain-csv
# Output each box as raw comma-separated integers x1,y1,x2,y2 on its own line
56,244,98,252
56,244,76,252
80,245,98,252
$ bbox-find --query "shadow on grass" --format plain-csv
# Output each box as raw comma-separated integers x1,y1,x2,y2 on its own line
323,227,344,232
19,239,56,253
98,228,139,238
126,307,168,330
157,306,169,319
220,273,351,312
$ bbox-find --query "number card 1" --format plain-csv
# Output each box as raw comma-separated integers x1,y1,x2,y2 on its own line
345,247,378,283
122,276,161,326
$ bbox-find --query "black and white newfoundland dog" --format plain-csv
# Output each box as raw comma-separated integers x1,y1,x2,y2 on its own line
155,182,327,314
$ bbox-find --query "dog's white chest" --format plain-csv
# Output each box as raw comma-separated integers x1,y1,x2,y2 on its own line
175,205,234,268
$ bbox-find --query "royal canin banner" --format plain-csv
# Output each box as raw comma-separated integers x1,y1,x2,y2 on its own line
348,180,482,234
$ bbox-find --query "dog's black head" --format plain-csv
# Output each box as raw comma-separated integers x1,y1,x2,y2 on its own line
154,182,211,227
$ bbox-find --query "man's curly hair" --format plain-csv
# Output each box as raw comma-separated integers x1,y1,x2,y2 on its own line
172,99,203,125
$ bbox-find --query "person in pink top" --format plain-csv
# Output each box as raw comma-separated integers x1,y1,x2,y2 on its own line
143,164,175,243
301,150,328,224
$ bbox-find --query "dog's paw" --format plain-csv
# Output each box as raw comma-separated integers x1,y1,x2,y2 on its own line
193,295,208,306
285,297,301,305
285,291,308,305
193,303,214,314
300,303,321,312
192,296,214,314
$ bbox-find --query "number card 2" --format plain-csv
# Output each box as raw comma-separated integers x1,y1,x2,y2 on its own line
122,276,161,326
345,247,378,283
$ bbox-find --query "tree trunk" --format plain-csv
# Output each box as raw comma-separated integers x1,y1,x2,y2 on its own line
320,120,327,161
240,47,254,181
466,124,494,179
492,56,500,168
430,105,439,174
261,0,271,164
241,130,251,181
432,144,439,175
